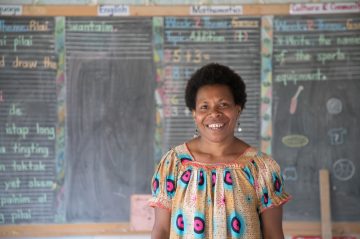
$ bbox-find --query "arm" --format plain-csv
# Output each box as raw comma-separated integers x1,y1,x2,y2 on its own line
151,207,171,239
261,205,284,239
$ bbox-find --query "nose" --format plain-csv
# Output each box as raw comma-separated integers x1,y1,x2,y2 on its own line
209,107,222,117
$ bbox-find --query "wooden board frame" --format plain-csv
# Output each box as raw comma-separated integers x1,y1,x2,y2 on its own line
0,222,360,237
14,4,291,16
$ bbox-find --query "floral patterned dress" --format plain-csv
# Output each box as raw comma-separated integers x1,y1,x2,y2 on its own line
149,143,291,239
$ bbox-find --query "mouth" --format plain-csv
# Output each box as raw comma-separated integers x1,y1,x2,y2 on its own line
206,123,225,130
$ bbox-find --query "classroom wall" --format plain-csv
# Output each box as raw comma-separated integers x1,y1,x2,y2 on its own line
0,0,360,238
1,0,359,5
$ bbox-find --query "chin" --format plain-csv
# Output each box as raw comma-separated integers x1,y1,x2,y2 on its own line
202,133,231,143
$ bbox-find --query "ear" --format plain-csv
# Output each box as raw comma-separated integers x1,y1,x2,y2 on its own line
192,110,196,119
237,105,242,115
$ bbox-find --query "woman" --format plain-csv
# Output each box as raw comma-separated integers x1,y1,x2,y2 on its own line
150,63,291,238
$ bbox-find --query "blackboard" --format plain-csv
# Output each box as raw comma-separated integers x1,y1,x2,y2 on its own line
272,14,360,221
0,17,59,224
64,17,155,222
0,16,156,224
153,16,262,159
1,13,359,227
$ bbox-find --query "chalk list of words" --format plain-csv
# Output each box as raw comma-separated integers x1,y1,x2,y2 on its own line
0,17,57,224
273,15,360,86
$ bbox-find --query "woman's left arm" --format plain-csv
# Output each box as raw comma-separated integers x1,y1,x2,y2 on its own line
261,205,285,239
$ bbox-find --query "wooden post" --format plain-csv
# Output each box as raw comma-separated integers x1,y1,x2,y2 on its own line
319,169,332,239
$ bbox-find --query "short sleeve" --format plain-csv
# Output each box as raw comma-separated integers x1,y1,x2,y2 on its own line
149,149,179,212
254,153,291,213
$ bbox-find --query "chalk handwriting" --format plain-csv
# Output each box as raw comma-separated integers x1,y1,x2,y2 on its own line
233,30,248,42
43,56,57,69
203,17,229,29
36,123,55,140
231,19,258,28
4,178,21,190
275,35,312,46
12,142,49,158
67,21,114,32
13,35,32,51
328,127,347,145
275,69,326,86
5,123,29,139
28,178,54,189
189,31,225,43
1,194,31,207
282,134,309,148
165,18,193,28
12,56,37,69
290,85,304,114
12,160,46,171
333,158,355,181
0,20,49,32
28,20,49,31
337,36,360,45
326,97,343,115
318,34,331,45
274,19,347,32
37,193,48,203
9,103,23,116
283,167,298,181
317,48,346,64
11,209,31,223
346,19,360,30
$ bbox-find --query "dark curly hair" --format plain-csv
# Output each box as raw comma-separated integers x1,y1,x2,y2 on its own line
185,63,247,111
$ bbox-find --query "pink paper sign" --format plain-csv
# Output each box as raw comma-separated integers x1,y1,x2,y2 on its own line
130,194,154,231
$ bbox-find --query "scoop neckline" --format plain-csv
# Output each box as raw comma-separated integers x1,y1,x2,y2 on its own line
182,142,252,166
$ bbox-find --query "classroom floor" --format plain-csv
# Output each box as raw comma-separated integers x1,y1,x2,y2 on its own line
1,236,299,239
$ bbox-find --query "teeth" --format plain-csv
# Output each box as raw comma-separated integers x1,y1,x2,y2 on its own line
208,123,224,129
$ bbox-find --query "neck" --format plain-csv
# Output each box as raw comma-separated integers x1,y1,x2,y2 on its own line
196,136,238,157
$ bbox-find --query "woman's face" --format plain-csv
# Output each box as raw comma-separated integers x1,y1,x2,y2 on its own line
192,84,241,143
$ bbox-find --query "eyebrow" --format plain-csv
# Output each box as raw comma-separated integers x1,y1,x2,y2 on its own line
196,98,229,102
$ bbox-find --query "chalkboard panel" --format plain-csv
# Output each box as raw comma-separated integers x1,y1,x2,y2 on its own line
64,17,155,222
153,16,262,159
1,14,359,226
0,17,58,224
272,14,360,221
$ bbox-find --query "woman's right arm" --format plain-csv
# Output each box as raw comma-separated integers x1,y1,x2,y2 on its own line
151,207,171,239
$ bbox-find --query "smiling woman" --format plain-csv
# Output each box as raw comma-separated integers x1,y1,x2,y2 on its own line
191,84,241,147
149,63,291,239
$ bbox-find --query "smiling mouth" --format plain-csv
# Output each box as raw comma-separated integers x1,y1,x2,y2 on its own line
206,123,225,130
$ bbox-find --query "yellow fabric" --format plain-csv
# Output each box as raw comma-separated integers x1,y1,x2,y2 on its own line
149,143,291,239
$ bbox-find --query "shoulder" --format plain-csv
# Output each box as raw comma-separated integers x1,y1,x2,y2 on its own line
256,151,280,171
158,148,178,166
241,147,270,163
253,149,276,164
157,143,192,167
242,148,280,172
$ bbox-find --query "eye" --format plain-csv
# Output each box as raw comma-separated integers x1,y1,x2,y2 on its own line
199,104,208,110
219,102,229,108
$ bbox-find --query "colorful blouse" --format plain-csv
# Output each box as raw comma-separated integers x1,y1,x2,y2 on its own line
149,143,291,239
